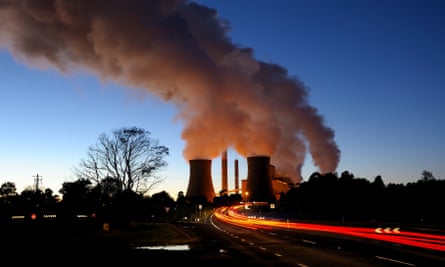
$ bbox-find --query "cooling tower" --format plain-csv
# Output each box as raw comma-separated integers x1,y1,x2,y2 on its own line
186,159,215,202
246,156,276,202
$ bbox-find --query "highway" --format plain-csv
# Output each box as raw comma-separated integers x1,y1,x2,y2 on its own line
177,205,445,267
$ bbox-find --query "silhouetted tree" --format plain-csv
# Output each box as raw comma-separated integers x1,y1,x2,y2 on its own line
111,189,145,226
0,181,17,197
420,169,435,182
73,126,169,195
59,178,94,221
59,178,93,200
278,170,445,225
98,176,122,197
146,190,176,221
0,182,18,222
340,170,354,180
176,191,186,204
372,175,385,189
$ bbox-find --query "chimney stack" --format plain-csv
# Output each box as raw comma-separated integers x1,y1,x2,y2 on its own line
221,150,228,193
234,159,239,194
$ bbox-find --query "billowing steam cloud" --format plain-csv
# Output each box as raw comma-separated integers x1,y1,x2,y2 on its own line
0,0,340,183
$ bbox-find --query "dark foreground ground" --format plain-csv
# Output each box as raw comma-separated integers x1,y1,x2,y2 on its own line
3,217,444,267
1,219,265,267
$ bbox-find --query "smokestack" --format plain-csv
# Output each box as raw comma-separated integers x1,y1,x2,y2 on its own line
186,159,215,203
221,150,228,193
234,159,239,194
246,156,275,202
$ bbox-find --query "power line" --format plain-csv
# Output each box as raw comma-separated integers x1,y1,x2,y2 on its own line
33,173,42,191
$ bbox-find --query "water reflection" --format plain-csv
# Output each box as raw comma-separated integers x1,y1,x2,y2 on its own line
133,244,190,251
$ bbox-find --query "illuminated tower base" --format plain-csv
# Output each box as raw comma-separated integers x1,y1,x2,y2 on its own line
186,159,215,203
246,156,276,202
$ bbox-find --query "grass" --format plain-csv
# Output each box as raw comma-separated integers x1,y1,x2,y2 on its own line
96,221,195,246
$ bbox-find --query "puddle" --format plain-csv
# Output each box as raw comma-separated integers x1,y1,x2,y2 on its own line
133,244,190,251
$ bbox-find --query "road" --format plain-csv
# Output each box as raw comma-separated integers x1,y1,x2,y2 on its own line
172,206,445,267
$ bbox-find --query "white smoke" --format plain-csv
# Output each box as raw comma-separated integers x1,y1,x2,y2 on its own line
0,0,340,183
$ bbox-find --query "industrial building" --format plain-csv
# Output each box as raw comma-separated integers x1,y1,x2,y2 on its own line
186,152,292,203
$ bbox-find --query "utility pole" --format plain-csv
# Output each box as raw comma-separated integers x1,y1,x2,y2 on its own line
33,173,42,191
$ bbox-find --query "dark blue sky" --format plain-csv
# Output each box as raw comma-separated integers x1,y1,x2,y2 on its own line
198,0,445,179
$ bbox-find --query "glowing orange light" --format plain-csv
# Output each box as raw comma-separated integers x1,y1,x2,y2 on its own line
213,205,445,252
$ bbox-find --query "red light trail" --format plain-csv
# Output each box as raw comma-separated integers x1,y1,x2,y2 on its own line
214,204,445,252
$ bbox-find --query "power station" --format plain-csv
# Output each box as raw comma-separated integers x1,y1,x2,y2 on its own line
185,153,284,203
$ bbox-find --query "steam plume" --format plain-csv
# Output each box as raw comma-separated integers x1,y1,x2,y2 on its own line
0,0,340,183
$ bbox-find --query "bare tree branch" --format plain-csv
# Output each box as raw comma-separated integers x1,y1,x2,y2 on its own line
73,127,169,194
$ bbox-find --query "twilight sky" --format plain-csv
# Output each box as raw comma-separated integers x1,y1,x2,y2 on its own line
0,0,444,198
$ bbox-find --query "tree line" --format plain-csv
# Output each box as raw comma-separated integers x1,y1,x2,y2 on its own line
1,169,443,227
277,170,444,225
